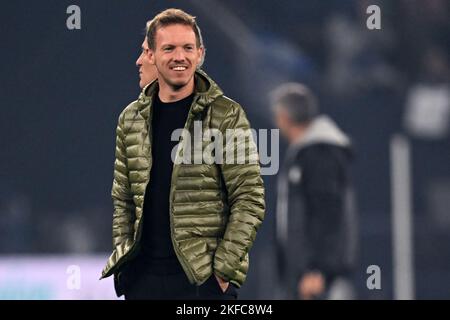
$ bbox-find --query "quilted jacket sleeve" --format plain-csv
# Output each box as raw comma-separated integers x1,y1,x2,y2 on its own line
111,112,136,248
213,103,266,282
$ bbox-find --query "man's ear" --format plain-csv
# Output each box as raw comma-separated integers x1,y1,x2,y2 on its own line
197,46,205,65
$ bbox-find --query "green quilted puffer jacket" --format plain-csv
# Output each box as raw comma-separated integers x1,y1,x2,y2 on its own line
101,70,265,292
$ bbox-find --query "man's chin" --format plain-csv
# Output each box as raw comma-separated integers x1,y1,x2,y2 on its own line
168,79,190,91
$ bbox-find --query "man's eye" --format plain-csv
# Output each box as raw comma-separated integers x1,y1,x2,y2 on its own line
163,47,173,52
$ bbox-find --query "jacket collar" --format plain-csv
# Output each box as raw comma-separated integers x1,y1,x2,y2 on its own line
136,69,223,121
293,115,351,150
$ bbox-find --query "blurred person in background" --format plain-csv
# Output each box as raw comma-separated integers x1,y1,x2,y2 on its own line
272,83,358,300
403,45,450,139
101,8,265,300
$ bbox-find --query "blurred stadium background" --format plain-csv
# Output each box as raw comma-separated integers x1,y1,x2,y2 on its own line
0,0,448,299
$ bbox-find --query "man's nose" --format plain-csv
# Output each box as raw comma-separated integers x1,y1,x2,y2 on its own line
136,54,142,67
173,48,185,61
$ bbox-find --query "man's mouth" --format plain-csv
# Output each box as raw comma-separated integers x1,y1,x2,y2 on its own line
170,65,188,71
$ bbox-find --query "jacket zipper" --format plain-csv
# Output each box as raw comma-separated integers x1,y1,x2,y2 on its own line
168,96,201,285
106,100,154,278
133,100,154,255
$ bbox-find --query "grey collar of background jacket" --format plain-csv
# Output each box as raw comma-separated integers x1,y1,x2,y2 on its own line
293,115,351,151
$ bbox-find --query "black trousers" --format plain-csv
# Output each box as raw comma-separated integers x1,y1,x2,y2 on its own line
121,259,238,300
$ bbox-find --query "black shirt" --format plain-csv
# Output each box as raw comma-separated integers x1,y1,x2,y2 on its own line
138,92,194,272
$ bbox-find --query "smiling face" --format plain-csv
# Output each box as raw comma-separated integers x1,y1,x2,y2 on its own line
136,37,157,89
149,24,204,92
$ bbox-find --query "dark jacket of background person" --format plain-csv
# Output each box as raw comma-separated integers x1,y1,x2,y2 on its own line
277,115,358,299
100,70,265,296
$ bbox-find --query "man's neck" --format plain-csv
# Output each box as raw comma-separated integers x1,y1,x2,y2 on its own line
289,124,309,145
158,77,195,103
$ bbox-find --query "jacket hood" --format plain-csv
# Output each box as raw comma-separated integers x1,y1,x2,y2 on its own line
136,69,223,117
295,115,351,150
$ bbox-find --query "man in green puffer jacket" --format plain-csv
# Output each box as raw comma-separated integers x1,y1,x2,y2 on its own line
100,8,265,300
